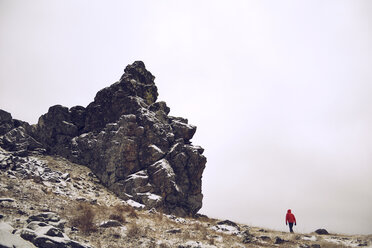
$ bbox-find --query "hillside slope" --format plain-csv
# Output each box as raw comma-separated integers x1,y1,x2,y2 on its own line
1,150,370,248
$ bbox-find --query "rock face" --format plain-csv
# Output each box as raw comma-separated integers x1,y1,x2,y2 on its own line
0,110,44,156
0,61,207,216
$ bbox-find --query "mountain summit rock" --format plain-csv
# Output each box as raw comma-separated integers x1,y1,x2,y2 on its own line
0,61,207,216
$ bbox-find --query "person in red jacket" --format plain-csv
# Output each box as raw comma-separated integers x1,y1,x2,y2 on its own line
286,209,297,233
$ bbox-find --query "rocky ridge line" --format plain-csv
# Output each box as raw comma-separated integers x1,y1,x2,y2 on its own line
0,61,206,216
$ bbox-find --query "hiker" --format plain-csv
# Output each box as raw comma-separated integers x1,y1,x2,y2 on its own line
285,209,296,233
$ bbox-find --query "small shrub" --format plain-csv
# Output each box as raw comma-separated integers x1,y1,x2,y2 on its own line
70,202,97,233
156,212,164,221
208,237,215,245
109,213,126,223
127,208,138,219
108,204,129,223
111,232,121,239
127,222,143,238
182,230,191,241
112,203,138,219
159,243,171,248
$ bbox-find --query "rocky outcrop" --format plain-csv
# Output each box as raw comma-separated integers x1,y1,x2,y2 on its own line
17,212,90,248
0,61,207,216
0,110,44,156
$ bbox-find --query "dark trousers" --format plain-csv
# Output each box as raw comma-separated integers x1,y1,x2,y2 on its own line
289,222,294,233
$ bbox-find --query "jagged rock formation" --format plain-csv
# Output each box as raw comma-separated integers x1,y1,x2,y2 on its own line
0,110,44,156
0,61,206,216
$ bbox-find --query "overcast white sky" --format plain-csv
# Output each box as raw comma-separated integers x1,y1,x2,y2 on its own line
1,0,371,235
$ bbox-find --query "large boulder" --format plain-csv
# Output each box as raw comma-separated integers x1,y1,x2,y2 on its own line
0,222,36,248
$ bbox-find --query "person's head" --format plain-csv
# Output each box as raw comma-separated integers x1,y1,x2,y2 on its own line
287,209,291,213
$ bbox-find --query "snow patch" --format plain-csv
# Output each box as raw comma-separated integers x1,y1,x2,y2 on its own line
182,240,217,248
302,235,317,241
211,224,240,235
324,237,361,247
126,199,145,209
125,170,148,181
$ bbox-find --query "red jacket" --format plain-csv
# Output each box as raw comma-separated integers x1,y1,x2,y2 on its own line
286,209,296,224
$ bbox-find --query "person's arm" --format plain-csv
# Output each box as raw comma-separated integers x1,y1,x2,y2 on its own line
285,214,288,225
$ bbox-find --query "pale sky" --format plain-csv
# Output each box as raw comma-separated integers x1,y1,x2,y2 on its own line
1,0,371,235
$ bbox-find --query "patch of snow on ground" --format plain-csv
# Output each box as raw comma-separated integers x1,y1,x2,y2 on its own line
182,240,217,248
211,224,240,235
324,237,360,247
126,199,145,209
302,235,317,241
165,215,187,224
146,193,161,201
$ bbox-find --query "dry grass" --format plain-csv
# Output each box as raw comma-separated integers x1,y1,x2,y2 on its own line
108,213,126,223
159,243,171,248
70,202,97,233
107,204,127,223
127,221,147,239
317,242,349,248
127,207,138,219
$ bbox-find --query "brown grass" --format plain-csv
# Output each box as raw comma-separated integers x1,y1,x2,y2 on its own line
127,221,146,238
70,202,97,233
159,243,171,248
111,203,138,218
109,213,126,223
318,241,349,248
108,204,127,223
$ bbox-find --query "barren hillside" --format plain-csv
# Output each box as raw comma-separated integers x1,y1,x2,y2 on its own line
1,151,370,248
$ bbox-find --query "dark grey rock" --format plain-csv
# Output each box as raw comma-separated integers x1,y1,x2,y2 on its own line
216,220,239,228
242,230,254,244
166,228,182,234
0,109,13,136
358,242,369,246
311,244,321,248
315,228,329,235
45,227,64,237
99,220,123,228
27,212,60,223
259,235,271,241
26,221,48,231
275,237,287,244
19,229,38,241
171,119,196,141
2,127,44,156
